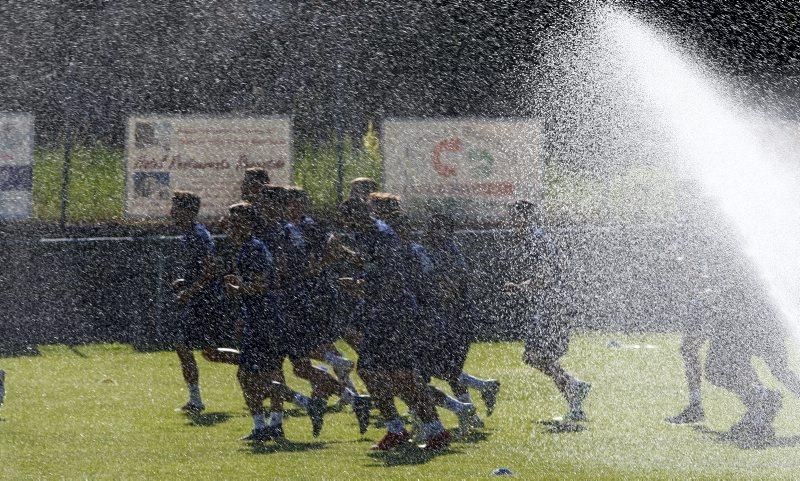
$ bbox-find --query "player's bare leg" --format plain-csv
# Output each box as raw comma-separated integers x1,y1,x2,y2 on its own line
705,342,782,444
394,371,451,451
360,369,412,450
667,333,705,424
175,343,204,413
427,384,476,435
310,343,360,394
0,369,5,407
529,357,590,422
458,372,501,416
762,345,800,400
270,370,327,437
239,374,284,443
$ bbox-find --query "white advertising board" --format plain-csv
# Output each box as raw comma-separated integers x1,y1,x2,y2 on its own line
0,113,34,220
125,115,292,219
382,118,542,220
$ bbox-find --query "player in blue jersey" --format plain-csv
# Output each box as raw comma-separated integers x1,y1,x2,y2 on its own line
424,213,499,425
666,235,800,446
503,200,590,422
285,189,363,396
169,191,232,414
371,197,486,436
269,187,370,435
224,202,324,442
339,196,451,451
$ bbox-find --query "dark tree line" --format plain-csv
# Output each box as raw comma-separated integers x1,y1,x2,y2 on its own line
0,0,797,146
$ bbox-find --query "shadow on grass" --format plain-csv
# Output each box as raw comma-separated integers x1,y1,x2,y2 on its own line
457,430,492,444
692,424,800,449
187,411,234,427
244,439,327,455
0,345,40,358
68,346,89,358
366,444,459,467
539,419,587,434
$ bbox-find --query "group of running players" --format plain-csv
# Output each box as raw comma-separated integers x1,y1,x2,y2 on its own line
2,167,798,450
169,168,589,451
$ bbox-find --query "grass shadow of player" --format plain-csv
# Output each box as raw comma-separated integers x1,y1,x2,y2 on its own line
539,419,587,434
186,411,234,427
691,424,800,449
0,344,40,357
366,444,459,467
68,346,89,358
457,430,492,444
245,439,327,455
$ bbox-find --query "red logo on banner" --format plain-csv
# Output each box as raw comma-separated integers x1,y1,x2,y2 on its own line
432,138,460,177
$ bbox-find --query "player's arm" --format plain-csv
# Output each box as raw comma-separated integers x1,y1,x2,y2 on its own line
337,276,365,295
177,255,216,303
324,233,364,267
225,270,267,297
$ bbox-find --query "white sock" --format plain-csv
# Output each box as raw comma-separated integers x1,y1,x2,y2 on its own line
385,417,406,434
188,383,202,405
443,395,471,414
457,393,474,404
459,373,491,390
253,413,267,430
340,387,356,405
324,352,353,371
422,419,445,438
268,411,283,427
689,389,701,407
293,392,311,410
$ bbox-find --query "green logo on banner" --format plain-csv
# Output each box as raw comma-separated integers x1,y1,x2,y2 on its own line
468,148,494,177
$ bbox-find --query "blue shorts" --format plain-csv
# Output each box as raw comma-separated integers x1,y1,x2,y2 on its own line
176,295,234,349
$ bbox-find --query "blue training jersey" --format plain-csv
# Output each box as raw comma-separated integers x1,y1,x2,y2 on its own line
234,236,278,323
177,222,215,286
175,221,222,306
278,221,310,304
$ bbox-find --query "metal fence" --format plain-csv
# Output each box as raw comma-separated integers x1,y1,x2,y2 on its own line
0,223,769,354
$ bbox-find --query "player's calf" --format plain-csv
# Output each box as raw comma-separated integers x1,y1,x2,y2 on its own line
458,372,500,416
175,344,204,413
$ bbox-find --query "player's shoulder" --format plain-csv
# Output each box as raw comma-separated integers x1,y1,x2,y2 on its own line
190,222,215,247
191,221,212,237
410,241,428,256
447,238,464,253
373,218,396,237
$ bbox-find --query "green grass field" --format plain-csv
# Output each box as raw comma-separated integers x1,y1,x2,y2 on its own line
3,334,800,480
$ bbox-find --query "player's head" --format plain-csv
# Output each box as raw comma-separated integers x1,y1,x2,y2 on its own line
367,192,402,227
338,198,371,231
284,186,309,220
241,167,270,203
508,199,540,227
349,177,378,203
170,191,200,227
227,201,257,242
257,184,286,220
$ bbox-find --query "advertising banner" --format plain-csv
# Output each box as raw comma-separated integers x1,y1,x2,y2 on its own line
125,115,292,219
0,113,34,220
382,118,542,221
